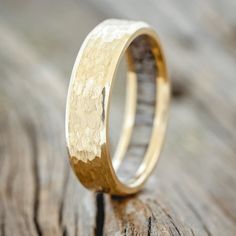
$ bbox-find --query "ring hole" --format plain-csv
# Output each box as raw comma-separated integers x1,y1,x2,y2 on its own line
109,35,157,184
109,57,127,158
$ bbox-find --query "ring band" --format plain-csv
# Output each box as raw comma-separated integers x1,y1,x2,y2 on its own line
66,19,170,195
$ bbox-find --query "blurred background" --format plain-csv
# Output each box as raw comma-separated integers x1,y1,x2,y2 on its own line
0,0,236,235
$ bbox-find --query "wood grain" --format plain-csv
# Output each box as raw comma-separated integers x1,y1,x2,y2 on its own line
0,0,236,235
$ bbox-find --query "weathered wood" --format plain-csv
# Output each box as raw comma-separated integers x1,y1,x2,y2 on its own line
0,0,236,235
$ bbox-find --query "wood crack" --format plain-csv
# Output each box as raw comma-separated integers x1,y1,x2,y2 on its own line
147,216,152,236
146,200,183,236
158,206,181,236
59,165,70,236
25,122,42,236
94,193,105,236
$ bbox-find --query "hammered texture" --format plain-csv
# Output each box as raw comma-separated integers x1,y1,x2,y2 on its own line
67,19,149,162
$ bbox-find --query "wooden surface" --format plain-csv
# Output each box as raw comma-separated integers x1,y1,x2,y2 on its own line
0,0,236,235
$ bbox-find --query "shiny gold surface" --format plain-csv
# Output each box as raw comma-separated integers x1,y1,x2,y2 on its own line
66,19,170,195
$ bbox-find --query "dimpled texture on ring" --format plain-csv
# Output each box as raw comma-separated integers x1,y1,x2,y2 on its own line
67,19,150,163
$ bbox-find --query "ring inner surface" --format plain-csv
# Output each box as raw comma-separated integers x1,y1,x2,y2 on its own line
110,34,158,184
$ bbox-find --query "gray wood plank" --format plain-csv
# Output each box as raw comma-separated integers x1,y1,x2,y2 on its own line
0,0,235,235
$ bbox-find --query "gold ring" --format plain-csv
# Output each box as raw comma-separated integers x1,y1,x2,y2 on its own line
66,19,170,195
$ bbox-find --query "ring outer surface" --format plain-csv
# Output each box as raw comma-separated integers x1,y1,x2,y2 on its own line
65,19,170,195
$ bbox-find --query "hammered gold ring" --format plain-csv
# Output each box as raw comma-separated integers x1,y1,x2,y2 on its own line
66,19,170,195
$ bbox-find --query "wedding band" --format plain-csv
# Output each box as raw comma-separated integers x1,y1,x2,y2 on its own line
65,19,170,195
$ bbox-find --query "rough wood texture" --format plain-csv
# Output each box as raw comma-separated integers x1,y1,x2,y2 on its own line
0,0,236,235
